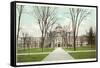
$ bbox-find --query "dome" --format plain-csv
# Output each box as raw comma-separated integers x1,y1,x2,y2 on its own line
55,24,62,29
54,24,63,33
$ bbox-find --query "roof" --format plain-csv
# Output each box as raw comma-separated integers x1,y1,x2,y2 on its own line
55,24,62,29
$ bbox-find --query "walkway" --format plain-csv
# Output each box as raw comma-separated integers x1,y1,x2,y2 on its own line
17,49,96,55
43,47,74,61
17,52,50,55
67,50,96,53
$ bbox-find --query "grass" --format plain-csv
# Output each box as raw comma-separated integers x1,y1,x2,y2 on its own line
17,48,54,53
17,48,54,62
17,54,48,62
64,45,96,59
64,45,96,51
69,51,96,59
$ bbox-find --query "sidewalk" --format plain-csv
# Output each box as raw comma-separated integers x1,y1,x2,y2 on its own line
43,47,74,61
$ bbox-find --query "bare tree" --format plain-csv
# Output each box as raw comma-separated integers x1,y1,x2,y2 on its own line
22,32,28,50
16,5,24,45
69,8,90,51
33,6,57,52
63,24,72,48
26,37,32,48
21,31,32,54
62,26,68,48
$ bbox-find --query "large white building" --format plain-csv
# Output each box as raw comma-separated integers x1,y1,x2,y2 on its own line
47,24,73,48
18,24,88,48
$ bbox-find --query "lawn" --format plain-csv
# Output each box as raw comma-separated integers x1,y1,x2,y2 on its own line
17,48,54,62
64,45,96,51
17,48,54,53
64,45,96,59
69,51,96,59
17,54,48,62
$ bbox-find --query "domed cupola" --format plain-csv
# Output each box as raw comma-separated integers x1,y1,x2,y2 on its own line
55,24,62,32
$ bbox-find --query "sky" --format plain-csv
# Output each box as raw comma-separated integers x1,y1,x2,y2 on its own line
16,3,96,37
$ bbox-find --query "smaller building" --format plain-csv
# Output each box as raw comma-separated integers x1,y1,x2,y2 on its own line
17,37,41,48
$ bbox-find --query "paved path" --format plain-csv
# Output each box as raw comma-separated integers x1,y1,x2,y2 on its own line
17,50,96,55
17,52,50,55
67,50,96,53
43,47,74,61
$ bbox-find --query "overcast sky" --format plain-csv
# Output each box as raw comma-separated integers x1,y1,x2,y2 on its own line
16,3,96,37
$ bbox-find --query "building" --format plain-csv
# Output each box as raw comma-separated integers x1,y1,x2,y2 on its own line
17,37,41,48
47,24,73,48
17,24,88,48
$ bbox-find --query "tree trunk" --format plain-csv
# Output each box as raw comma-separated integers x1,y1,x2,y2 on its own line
41,37,45,52
91,40,92,48
73,31,76,51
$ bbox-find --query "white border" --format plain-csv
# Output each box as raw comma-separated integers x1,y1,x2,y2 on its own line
16,3,96,9
16,58,96,65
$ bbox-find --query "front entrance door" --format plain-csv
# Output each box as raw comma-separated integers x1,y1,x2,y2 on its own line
58,44,60,47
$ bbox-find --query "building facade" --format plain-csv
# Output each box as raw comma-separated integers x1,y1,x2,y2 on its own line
18,24,88,48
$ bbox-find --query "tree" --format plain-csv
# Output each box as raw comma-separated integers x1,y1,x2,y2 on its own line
16,5,24,46
62,31,68,48
86,27,95,48
33,6,57,52
22,32,28,50
26,37,32,49
63,24,72,48
63,25,69,48
69,8,90,51
48,31,55,47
